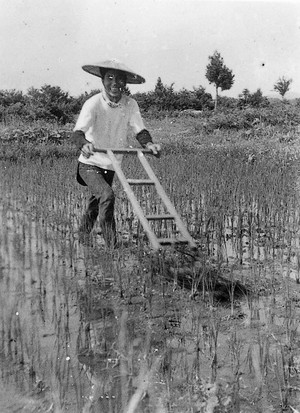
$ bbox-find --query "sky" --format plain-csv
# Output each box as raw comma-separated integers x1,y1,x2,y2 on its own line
0,0,300,99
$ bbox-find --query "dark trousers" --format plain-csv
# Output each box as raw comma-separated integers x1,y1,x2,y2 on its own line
77,162,116,247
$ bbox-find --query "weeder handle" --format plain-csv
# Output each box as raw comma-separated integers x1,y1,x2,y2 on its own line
93,148,154,155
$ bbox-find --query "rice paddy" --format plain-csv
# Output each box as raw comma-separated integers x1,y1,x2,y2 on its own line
1,116,300,412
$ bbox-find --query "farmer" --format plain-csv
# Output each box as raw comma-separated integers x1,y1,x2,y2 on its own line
72,59,161,248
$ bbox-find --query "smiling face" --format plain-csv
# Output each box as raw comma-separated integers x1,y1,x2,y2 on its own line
102,69,127,103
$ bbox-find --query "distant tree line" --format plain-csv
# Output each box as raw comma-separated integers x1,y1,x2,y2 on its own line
0,82,274,125
0,50,294,124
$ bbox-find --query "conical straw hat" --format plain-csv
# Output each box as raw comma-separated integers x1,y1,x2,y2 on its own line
82,59,145,84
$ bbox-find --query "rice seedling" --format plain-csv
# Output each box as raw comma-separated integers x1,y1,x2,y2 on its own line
1,116,300,411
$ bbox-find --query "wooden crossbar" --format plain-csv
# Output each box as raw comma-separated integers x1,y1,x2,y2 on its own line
105,149,161,250
145,214,174,220
93,147,197,251
137,151,197,249
94,148,153,155
127,179,155,185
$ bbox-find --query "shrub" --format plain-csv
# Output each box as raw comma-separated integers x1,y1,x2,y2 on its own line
25,85,75,124
217,96,239,110
133,79,213,113
0,90,27,122
238,88,269,108
191,104,300,134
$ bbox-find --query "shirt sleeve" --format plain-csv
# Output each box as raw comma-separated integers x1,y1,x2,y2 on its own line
128,99,145,135
74,99,94,133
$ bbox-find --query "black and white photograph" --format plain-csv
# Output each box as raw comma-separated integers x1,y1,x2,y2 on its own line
1,0,300,411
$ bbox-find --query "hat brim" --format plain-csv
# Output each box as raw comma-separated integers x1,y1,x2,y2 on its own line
82,61,145,84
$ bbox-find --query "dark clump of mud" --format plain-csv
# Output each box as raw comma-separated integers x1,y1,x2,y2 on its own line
151,248,250,303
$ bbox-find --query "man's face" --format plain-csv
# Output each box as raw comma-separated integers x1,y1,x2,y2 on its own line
103,70,126,103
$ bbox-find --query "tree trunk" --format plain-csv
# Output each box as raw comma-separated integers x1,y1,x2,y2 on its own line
214,86,218,110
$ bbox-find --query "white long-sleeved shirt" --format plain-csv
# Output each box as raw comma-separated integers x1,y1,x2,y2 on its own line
74,92,145,170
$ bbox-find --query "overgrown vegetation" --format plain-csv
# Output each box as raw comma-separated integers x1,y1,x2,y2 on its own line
1,97,299,164
2,73,298,125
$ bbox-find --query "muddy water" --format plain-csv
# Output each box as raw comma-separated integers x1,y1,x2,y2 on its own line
0,201,195,412
1,197,300,412
0,204,85,411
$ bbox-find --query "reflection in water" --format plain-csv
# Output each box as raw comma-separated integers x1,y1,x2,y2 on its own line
2,184,300,412
0,202,168,412
76,258,167,412
0,202,85,412
77,271,125,413
78,307,123,412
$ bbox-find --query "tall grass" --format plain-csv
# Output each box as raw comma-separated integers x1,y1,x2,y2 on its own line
1,117,300,411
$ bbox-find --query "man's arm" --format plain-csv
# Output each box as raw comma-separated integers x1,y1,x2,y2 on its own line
72,130,88,150
71,130,94,158
136,129,161,157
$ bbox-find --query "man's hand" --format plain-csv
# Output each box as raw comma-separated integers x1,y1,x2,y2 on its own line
146,142,161,158
81,142,94,158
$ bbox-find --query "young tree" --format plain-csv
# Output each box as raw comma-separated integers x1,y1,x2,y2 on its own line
205,51,235,109
273,76,293,100
238,89,251,106
153,77,176,111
